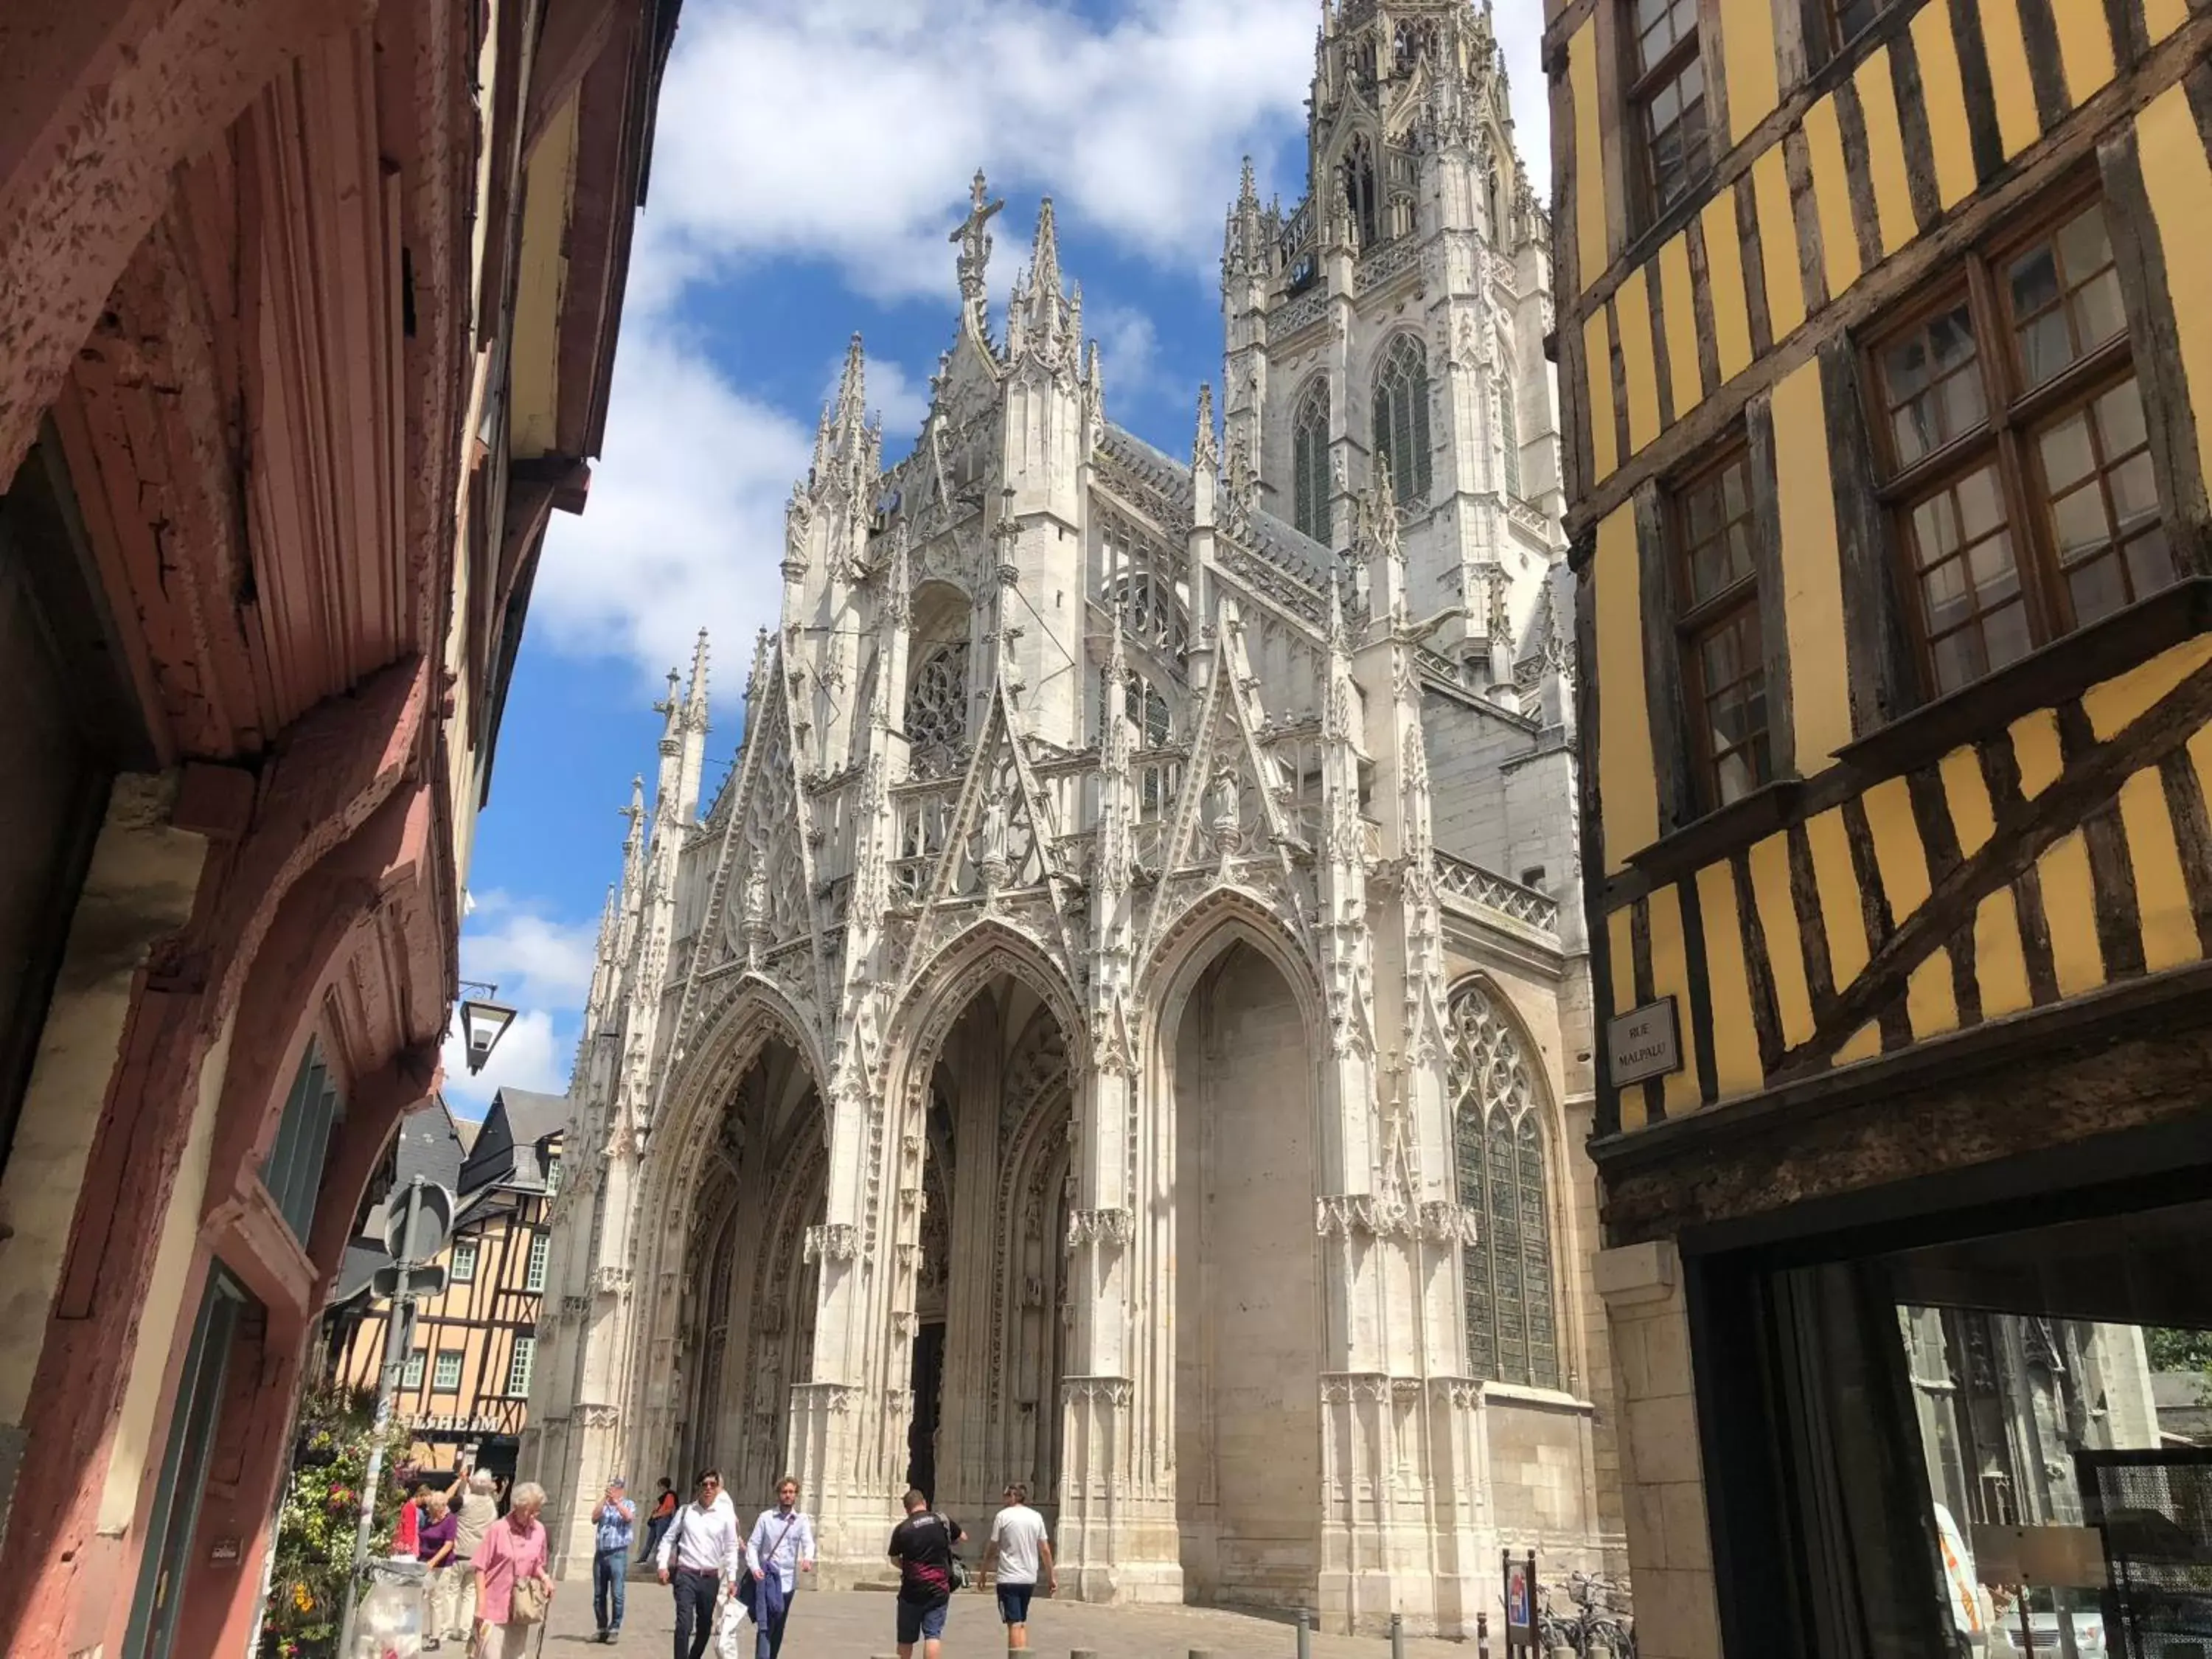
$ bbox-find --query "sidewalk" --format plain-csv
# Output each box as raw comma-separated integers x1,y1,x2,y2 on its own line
544,1582,1485,1659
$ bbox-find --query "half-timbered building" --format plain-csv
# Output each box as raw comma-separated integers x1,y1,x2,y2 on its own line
0,2,680,1654
328,1091,568,1484
1550,0,2212,1652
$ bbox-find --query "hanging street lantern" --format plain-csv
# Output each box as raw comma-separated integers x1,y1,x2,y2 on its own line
456,981,517,1075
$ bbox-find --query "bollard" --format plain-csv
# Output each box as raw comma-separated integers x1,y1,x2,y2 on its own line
1391,1613,1406,1659
1192,1649,1217,1659
1478,1610,1491,1659
1074,1649,1100,1659
1295,1607,1312,1659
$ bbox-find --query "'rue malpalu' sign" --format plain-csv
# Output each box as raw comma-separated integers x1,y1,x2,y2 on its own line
1607,997,1682,1088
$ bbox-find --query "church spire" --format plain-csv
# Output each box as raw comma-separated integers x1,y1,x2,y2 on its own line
1222,156,1268,282
684,628,710,732
1009,198,1074,373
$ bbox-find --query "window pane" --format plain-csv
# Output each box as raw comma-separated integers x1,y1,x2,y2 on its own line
1883,303,1984,465
2007,203,2126,388
1681,453,1756,602
2030,376,2171,624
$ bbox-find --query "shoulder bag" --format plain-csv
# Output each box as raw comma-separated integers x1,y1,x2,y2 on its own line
933,1514,970,1592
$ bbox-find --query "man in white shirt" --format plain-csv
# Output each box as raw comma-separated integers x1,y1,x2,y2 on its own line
981,1482,1056,1650
744,1475,817,1659
656,1471,741,1659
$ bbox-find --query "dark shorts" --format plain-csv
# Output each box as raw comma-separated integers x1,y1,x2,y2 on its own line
896,1596,950,1645
995,1583,1034,1625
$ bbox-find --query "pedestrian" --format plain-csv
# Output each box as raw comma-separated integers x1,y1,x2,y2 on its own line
592,1475,639,1643
449,1467,501,1641
657,1470,741,1659
392,1481,428,1559
981,1483,1055,1651
417,1488,460,1649
887,1487,964,1659
744,1475,817,1659
640,1478,678,1565
470,1481,555,1659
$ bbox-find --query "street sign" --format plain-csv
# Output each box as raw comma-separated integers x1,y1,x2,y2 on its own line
1607,997,1682,1088
383,1178,455,1265
370,1264,450,1301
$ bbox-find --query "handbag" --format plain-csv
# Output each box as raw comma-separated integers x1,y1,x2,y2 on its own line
511,1574,549,1627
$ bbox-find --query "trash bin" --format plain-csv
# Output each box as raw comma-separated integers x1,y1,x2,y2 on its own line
355,1558,429,1659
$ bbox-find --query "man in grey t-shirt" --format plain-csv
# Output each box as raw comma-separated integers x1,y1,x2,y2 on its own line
981,1484,1056,1650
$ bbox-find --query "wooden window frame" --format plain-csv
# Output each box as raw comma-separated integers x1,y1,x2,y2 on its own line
1821,0,1885,55
524,1230,549,1293
1672,437,1775,812
1624,0,1708,228
1862,178,2168,698
450,1237,478,1283
431,1349,465,1394
506,1335,536,1399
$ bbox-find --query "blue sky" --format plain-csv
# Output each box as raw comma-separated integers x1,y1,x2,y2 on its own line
441,0,1551,1115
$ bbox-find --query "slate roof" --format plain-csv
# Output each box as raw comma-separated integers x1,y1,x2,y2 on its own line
459,1086,570,1196
1097,422,1333,588
330,1101,469,1303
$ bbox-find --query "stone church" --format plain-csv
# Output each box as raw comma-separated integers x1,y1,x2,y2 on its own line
524,1,1621,1632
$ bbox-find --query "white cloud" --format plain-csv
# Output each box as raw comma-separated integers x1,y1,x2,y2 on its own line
533,317,813,678
647,0,1321,300
538,0,1557,684
1091,302,1164,407
458,891,600,1012
441,1009,568,1119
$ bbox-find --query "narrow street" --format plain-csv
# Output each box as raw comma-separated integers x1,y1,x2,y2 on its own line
543,1583,1481,1659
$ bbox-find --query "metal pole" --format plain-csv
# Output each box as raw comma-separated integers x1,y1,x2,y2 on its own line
1390,1612,1405,1659
1478,1609,1490,1659
1295,1606,1312,1659
334,1178,425,1659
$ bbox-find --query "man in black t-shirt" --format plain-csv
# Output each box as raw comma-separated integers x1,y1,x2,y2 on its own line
887,1487,964,1659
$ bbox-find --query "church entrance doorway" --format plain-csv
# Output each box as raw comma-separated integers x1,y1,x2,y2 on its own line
669,1027,824,1508
1171,939,1321,1610
902,971,1074,1523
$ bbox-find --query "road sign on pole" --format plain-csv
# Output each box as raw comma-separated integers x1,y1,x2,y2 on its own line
335,1175,458,1659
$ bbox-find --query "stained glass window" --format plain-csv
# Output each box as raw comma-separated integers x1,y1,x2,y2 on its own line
1374,335,1433,507
905,642,971,761
1293,380,1332,545
1448,982,1561,1389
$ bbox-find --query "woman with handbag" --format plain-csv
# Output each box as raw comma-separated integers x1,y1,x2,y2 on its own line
470,1481,554,1659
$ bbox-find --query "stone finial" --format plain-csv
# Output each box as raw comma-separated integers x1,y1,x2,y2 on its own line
1192,383,1219,476
950,168,1005,329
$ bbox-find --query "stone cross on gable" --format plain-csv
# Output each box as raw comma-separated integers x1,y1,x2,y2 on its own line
950,169,1005,325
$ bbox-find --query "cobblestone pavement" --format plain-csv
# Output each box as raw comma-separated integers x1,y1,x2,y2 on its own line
540,1576,1484,1659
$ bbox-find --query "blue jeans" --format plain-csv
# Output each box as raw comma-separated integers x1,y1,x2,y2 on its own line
594,1547,629,1632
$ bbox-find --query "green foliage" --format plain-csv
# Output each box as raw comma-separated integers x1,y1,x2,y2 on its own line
259,1384,406,1659
2147,1327,2212,1374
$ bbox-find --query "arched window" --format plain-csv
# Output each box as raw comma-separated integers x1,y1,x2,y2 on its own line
1373,334,1433,507
1293,380,1332,546
1099,666,1172,748
1343,138,1380,251
1448,982,1560,1390
905,641,971,769
1499,374,1522,500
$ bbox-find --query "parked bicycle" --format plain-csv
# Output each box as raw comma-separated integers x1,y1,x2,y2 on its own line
1536,1571,1638,1659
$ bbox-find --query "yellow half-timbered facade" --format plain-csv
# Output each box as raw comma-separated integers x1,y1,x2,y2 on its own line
1551,0,2212,1653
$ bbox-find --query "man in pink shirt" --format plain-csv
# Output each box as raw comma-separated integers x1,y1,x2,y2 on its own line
472,1481,554,1659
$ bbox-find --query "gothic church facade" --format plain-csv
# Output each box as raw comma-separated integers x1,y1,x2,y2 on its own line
524,1,1619,1632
